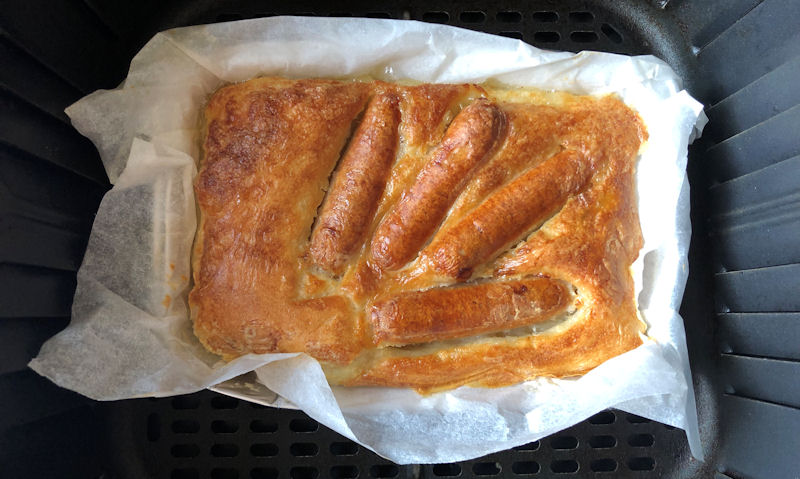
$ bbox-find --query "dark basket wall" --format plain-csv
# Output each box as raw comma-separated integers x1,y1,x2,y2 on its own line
1,1,798,478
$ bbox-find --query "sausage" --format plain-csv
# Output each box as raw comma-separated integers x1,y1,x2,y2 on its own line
370,99,505,270
427,149,591,279
309,92,401,274
370,277,570,346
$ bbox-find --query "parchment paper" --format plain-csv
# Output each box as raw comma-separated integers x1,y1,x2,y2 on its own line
29,17,706,464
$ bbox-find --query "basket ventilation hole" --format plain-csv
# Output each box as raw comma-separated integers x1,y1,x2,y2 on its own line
423,12,449,23
250,419,278,433
172,419,199,434
497,11,522,23
513,440,540,451
569,11,594,23
211,469,239,479
550,435,578,449
570,31,598,43
500,31,523,40
533,11,558,22
588,411,616,424
370,465,399,478
628,457,656,471
601,23,623,43
589,435,616,448
472,462,501,476
511,461,540,475
251,468,279,479
211,396,239,409
432,464,461,476
290,418,319,432
147,413,161,441
626,414,650,424
331,466,359,478
212,420,239,433
550,460,579,474
171,444,200,458
534,32,560,43
331,441,359,455
290,442,319,457
211,444,239,457
171,469,199,479
460,11,486,23
590,459,617,472
171,396,200,410
250,443,279,457
290,467,319,479
629,433,655,447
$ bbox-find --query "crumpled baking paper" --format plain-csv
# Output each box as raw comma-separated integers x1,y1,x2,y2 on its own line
29,16,707,464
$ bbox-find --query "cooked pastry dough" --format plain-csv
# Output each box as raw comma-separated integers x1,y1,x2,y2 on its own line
190,77,648,393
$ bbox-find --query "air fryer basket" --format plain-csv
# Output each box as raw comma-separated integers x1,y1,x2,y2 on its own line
1,1,798,478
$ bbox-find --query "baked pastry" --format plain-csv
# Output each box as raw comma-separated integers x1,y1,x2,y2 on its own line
190,77,647,393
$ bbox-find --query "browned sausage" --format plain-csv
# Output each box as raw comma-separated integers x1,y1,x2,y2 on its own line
309,92,401,274
370,99,505,270
370,277,570,346
427,149,592,279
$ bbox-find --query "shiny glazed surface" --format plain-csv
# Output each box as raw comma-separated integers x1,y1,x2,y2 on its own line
190,77,647,392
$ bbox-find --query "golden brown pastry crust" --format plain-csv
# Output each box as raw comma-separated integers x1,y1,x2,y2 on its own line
190,77,648,393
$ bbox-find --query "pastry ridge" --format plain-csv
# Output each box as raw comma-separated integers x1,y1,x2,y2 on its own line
190,77,648,392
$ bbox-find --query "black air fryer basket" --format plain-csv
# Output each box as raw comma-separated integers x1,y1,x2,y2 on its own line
2,1,798,478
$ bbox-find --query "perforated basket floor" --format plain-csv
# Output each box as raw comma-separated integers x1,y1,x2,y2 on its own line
101,390,695,479
90,4,702,478
3,1,744,478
